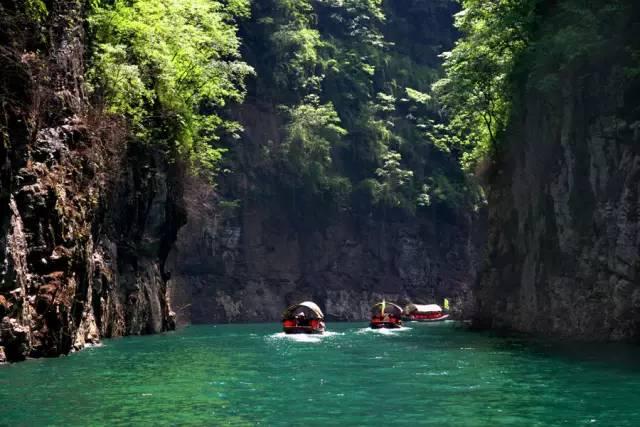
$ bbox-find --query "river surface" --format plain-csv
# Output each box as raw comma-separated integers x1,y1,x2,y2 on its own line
1,322,640,426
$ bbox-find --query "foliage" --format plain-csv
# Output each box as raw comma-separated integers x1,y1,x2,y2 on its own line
433,0,539,171
25,0,48,22
526,1,630,90
87,0,253,175
434,0,633,172
405,87,432,106
372,151,414,209
239,0,475,214
280,94,347,193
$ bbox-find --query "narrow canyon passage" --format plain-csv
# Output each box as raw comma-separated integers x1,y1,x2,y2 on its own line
2,0,640,425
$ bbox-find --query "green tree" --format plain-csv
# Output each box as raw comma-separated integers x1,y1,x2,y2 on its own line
88,0,254,175
372,150,414,209
280,94,347,193
433,0,538,170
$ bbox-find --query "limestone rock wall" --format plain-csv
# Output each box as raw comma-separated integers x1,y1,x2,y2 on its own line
476,14,640,340
170,197,480,324
0,0,181,362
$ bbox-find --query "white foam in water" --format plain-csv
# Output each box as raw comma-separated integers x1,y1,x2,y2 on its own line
267,331,344,343
356,326,412,335
320,331,344,337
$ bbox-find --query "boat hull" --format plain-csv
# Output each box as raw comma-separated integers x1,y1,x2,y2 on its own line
369,321,403,329
283,326,324,334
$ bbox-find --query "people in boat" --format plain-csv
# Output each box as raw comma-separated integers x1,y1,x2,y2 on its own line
282,301,326,334
370,300,403,328
295,312,307,325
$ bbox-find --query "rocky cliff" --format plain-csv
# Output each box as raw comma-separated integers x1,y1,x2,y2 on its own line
169,102,482,324
167,0,481,324
0,0,181,362
171,196,479,323
475,2,640,340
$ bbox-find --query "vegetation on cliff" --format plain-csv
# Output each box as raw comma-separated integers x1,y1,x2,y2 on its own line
232,0,477,216
87,0,253,175
76,0,483,216
436,0,638,171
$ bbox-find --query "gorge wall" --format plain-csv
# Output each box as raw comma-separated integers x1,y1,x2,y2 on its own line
0,0,181,362
168,0,484,324
475,1,640,340
170,189,480,323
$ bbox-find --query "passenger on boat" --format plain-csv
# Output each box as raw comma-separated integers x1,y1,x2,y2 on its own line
295,312,309,327
370,300,403,328
282,301,326,334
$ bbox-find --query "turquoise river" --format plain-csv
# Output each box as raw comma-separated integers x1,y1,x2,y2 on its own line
1,322,640,426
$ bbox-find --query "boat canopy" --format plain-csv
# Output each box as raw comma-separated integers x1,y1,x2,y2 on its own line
371,301,403,317
282,301,324,320
405,303,443,314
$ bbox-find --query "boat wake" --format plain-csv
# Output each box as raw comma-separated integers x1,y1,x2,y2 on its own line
356,326,412,335
267,331,344,343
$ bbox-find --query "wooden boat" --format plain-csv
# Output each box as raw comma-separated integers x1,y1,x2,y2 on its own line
403,303,449,322
369,300,403,329
282,301,326,334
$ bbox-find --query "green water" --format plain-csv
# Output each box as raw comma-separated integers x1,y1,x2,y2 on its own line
1,323,640,426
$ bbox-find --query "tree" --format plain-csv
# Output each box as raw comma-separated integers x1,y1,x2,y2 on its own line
88,0,254,175
280,94,347,193
373,150,413,209
433,0,538,170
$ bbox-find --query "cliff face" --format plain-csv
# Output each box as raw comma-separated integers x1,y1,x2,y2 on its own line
0,1,181,362
169,103,482,324
476,4,640,340
167,0,481,324
171,197,479,323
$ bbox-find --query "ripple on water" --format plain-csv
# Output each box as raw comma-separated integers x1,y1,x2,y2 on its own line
355,326,412,335
266,330,344,343
3,322,640,426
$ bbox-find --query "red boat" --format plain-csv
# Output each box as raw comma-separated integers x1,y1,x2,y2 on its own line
370,300,403,329
282,301,326,334
403,303,449,322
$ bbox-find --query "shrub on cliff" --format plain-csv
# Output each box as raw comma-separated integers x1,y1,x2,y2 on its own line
435,0,635,172
87,0,254,176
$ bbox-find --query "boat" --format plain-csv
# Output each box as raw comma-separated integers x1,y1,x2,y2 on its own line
403,303,449,322
282,301,326,334
369,300,403,329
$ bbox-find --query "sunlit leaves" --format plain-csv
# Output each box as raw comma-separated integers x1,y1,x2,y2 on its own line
25,0,47,22
405,87,432,105
88,0,253,175
434,0,538,170
271,26,323,90
87,44,153,134
372,150,413,208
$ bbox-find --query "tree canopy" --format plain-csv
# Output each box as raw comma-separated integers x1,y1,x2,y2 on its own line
434,0,634,172
88,0,253,175
233,0,473,215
